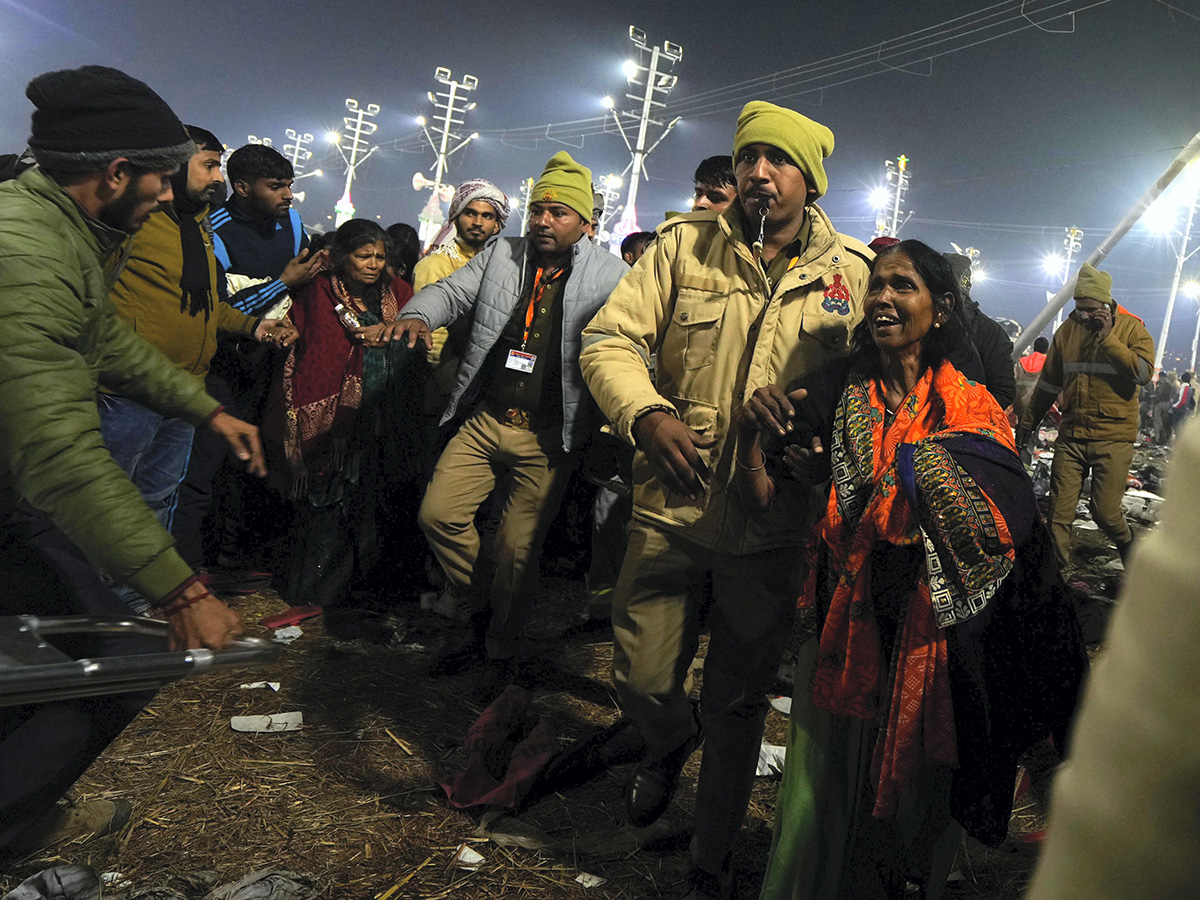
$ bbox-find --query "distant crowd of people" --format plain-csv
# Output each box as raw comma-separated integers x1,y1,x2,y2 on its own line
0,64,1189,900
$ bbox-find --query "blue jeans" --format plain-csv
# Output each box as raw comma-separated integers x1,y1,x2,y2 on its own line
97,393,195,612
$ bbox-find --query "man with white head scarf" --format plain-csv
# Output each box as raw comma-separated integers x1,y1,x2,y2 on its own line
415,179,511,430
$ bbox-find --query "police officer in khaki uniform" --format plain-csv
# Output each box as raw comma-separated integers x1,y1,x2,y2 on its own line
1017,263,1154,572
580,101,871,900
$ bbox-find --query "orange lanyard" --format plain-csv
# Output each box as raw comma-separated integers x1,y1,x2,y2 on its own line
521,266,565,349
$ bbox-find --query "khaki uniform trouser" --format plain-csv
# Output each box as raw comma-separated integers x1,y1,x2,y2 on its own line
419,406,575,660
612,520,805,872
1049,438,1135,571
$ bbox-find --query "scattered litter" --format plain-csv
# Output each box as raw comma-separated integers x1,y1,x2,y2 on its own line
1076,521,1099,530
239,682,280,692
1122,489,1165,524
769,695,792,716
1126,476,1143,490
757,741,787,777
100,872,131,890
272,626,303,644
575,873,606,888
1104,558,1125,573
453,844,485,870
230,712,303,733
205,869,320,899
2,865,100,900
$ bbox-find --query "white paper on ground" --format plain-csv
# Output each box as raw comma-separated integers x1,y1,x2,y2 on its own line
230,712,303,733
454,844,485,870
272,626,303,644
575,873,606,888
769,695,792,716
757,741,787,776
239,681,281,691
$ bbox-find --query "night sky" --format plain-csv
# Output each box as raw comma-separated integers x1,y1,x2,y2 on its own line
3,0,1199,360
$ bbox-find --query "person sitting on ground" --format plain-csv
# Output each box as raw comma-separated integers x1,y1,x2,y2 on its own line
740,240,1086,900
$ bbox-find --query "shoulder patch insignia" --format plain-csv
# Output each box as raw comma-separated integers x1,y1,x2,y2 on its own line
822,273,851,315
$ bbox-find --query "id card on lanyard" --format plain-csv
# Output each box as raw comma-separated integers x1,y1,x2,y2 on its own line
505,265,564,373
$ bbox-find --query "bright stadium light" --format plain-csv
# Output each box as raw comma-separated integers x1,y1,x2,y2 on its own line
325,131,341,144
601,95,614,109
623,59,639,79
869,187,890,210
1042,253,1065,277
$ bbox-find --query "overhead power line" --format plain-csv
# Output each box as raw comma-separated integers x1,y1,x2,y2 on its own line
376,0,1116,154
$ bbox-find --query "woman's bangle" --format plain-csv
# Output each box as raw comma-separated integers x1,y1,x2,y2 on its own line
736,452,766,472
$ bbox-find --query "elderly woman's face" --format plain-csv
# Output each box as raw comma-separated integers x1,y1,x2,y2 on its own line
342,240,388,289
865,253,943,355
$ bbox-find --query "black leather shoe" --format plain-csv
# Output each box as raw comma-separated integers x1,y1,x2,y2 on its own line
626,728,702,827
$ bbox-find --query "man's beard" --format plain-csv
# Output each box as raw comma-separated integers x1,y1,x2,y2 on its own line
97,183,148,233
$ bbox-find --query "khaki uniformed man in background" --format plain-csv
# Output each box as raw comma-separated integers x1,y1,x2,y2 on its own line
580,101,872,900
1017,262,1154,573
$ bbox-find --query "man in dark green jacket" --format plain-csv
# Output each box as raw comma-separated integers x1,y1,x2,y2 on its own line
0,66,264,853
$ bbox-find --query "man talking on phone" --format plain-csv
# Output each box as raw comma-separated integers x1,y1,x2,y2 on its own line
1017,262,1154,575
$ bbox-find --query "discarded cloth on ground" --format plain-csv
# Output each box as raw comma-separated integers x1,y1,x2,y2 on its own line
476,809,688,856
438,685,559,808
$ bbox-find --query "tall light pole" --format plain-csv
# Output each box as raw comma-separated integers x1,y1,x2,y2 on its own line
516,177,534,238
872,155,912,238
1042,227,1084,334
331,98,380,227
1154,172,1200,373
415,68,480,246
604,26,682,244
283,129,313,176
597,173,624,245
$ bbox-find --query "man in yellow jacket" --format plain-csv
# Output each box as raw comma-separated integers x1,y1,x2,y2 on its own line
104,125,293,610
580,101,871,899
1017,263,1153,573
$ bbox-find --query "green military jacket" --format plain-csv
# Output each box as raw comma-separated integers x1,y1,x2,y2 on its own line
0,168,218,602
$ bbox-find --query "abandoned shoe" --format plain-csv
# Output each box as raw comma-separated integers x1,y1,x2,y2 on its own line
10,798,132,852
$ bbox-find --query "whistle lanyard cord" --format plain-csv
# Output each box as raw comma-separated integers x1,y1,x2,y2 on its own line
520,266,565,350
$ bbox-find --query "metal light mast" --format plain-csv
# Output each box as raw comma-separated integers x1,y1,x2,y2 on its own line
246,134,272,147
516,177,534,237
597,173,624,244
873,155,912,238
283,129,313,176
604,26,682,243
415,68,480,246
332,98,380,227
1156,175,1200,373
1053,227,1083,332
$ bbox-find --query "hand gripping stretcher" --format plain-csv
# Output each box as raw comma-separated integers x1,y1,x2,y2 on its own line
0,615,279,707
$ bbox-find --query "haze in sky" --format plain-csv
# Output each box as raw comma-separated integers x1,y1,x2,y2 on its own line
3,0,1199,358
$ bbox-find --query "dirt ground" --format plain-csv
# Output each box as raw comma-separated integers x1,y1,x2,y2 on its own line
0,442,1163,898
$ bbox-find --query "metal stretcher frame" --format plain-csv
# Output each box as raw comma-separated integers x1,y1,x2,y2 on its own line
0,615,280,707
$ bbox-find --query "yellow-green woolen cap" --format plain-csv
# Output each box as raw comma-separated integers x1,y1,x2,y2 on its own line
530,151,593,222
732,100,835,200
1074,262,1114,306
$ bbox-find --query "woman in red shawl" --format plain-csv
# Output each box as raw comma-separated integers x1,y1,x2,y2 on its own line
737,241,1085,900
265,220,425,639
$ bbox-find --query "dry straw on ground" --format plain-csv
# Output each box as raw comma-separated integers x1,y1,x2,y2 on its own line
2,573,1068,899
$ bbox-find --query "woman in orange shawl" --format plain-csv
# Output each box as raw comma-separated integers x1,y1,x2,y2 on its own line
737,241,1085,900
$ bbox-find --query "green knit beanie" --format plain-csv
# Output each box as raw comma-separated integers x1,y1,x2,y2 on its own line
530,151,593,223
1074,262,1114,307
732,101,835,201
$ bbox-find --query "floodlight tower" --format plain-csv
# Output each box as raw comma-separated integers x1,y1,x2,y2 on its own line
873,155,912,238
604,26,682,241
1155,169,1200,373
1053,227,1084,331
331,98,381,227
284,129,314,177
415,68,480,246
246,134,272,147
597,173,624,243
516,177,534,237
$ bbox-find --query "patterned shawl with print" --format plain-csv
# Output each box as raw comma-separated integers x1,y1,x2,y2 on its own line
804,358,1017,818
277,271,406,490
